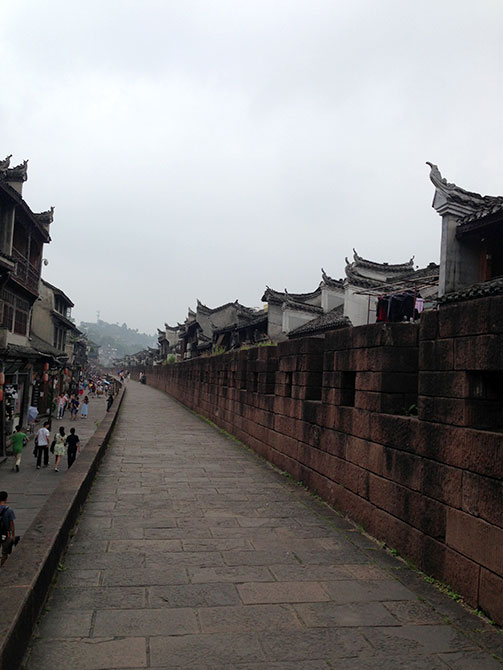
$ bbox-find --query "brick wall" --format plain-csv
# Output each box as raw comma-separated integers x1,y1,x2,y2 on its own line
137,295,503,624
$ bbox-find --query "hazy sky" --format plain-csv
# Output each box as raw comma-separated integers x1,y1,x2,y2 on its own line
2,1,502,333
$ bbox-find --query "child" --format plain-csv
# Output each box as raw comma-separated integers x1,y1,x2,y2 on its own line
11,425,27,473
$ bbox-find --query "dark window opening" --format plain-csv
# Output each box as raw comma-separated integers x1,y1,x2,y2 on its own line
340,371,356,407
468,371,503,430
285,371,293,398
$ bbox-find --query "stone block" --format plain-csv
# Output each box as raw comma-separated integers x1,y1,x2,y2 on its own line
369,474,446,540
297,354,324,372
479,568,503,624
462,428,503,479
355,390,381,413
454,334,503,370
422,536,481,607
319,429,347,458
419,309,438,341
446,508,503,575
372,508,424,566
438,299,491,338
418,395,467,426
345,437,384,476
237,581,329,604
421,460,463,507
461,471,503,527
349,347,369,370
325,327,353,351
369,414,418,452
368,347,418,373
418,371,468,398
381,447,423,491
419,339,454,371
333,349,351,371
323,351,334,371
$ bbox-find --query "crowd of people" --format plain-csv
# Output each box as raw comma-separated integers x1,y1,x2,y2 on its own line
9,374,120,475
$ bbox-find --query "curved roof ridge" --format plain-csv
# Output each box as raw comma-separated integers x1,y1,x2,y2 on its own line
427,162,503,210
261,285,321,304
348,249,415,272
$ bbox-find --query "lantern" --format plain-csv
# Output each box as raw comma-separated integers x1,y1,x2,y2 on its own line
42,373,48,383
64,368,68,376
43,362,49,371
0,389,3,403
0,373,4,385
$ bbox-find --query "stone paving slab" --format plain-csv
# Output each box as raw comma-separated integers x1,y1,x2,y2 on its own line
23,381,503,669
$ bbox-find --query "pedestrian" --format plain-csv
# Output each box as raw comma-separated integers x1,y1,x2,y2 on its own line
66,428,80,468
27,405,38,433
56,393,66,419
52,426,66,472
35,421,50,469
106,392,114,412
81,395,89,418
70,394,79,421
62,392,69,417
11,425,27,473
0,491,16,566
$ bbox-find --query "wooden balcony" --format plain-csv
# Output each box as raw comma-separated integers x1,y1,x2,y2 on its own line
11,248,40,294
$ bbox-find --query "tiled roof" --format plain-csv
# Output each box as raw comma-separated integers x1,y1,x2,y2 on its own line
321,269,344,288
261,286,321,304
438,277,503,304
288,305,352,338
350,249,415,273
457,203,503,226
345,268,383,288
283,297,323,315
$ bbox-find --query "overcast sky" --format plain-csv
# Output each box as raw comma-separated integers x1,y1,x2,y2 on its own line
1,1,502,333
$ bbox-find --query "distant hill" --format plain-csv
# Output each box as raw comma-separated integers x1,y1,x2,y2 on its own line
79,320,157,359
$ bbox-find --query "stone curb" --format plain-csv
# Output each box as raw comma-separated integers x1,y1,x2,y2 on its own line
0,386,126,670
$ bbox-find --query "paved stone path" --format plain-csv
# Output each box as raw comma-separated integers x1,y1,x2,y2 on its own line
23,382,502,669
0,394,108,535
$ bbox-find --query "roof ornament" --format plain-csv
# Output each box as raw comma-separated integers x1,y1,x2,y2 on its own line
321,268,329,282
426,161,503,207
6,159,28,181
0,155,12,172
34,206,55,225
352,248,362,262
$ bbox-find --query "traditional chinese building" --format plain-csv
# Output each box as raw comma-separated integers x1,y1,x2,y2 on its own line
30,279,81,409
0,156,53,448
428,162,503,297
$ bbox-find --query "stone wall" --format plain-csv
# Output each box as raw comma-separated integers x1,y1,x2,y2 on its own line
138,295,503,625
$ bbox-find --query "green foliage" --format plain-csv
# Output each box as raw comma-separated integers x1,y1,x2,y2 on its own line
166,354,177,364
79,320,156,358
212,345,226,356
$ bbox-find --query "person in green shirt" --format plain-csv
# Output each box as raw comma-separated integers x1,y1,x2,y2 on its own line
11,425,27,473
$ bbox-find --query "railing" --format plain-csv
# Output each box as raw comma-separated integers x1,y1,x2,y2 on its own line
11,248,40,293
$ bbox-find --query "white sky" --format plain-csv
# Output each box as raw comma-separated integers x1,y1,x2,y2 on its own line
1,1,502,333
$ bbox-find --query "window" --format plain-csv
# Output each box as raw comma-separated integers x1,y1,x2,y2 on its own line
340,371,356,407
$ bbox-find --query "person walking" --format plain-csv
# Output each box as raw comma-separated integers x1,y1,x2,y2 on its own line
106,392,114,412
66,428,80,468
11,425,27,473
52,426,66,472
56,393,66,419
0,491,16,566
80,395,89,419
70,394,79,421
35,421,50,469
